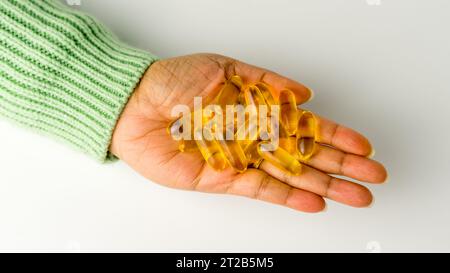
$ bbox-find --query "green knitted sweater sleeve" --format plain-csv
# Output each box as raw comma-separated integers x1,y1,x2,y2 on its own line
0,0,158,162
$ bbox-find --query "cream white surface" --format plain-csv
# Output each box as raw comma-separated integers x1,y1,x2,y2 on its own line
0,0,449,252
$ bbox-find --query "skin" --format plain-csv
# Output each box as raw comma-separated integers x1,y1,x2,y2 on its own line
110,53,388,213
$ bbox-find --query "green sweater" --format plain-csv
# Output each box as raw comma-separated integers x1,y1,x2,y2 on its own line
0,0,158,161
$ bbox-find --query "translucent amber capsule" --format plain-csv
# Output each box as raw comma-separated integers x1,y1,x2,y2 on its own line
277,124,297,157
279,138,297,156
257,142,302,175
279,89,298,136
242,140,263,168
194,128,227,171
237,87,247,105
235,118,261,167
235,117,259,149
230,75,244,89
296,110,317,161
215,81,240,110
255,82,277,106
243,85,267,107
216,127,248,173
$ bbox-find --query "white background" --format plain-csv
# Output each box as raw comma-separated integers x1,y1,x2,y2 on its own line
0,0,449,252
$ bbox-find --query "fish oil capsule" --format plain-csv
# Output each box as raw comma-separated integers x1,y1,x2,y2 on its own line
243,85,267,107
296,110,317,161
277,123,298,156
279,137,297,155
255,82,277,106
211,81,239,134
230,75,244,89
242,140,263,168
235,118,261,167
216,127,248,173
215,81,240,110
279,125,297,156
279,89,298,136
237,93,244,105
242,85,269,139
235,117,259,149
194,128,227,171
257,141,302,175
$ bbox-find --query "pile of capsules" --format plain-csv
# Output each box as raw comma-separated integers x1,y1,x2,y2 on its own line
167,75,318,175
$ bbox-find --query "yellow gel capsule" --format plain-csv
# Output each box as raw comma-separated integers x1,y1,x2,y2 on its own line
278,124,297,156
235,117,259,149
279,89,298,136
230,75,244,89
255,82,277,105
242,140,263,168
257,142,302,175
215,81,240,110
279,136,297,156
237,90,247,105
216,128,248,173
194,128,227,171
235,118,261,167
243,85,267,107
296,110,317,161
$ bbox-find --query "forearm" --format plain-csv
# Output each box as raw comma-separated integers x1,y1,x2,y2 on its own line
0,0,158,161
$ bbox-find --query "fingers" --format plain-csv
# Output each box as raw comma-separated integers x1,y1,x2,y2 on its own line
235,61,312,104
302,144,387,183
228,169,326,213
316,116,373,156
230,59,373,156
260,162,373,208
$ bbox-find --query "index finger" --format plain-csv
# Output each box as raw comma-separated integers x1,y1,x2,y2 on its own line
235,61,313,104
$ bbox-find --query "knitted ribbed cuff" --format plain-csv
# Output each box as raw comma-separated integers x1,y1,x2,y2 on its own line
0,0,158,161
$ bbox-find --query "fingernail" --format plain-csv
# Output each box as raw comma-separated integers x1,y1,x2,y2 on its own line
307,87,315,102
368,149,376,158
366,196,375,208
383,173,389,184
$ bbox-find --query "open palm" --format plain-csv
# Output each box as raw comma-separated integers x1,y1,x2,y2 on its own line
110,53,387,213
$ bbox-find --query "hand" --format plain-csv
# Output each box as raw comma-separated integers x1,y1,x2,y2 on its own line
110,53,387,213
